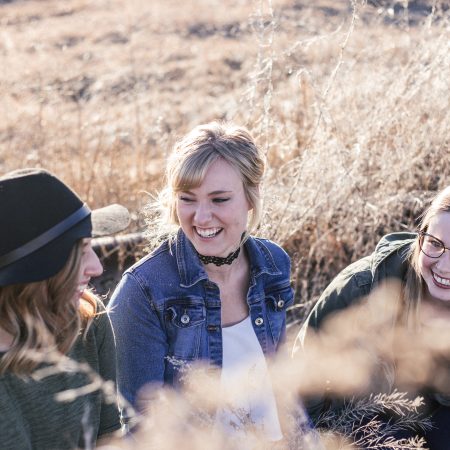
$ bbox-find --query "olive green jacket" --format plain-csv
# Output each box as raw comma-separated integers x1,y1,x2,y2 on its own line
297,232,415,341
293,232,416,420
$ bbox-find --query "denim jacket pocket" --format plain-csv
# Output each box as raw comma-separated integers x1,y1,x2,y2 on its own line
265,285,294,347
165,299,206,361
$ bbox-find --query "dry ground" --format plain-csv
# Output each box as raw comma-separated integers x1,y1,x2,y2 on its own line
1,0,449,320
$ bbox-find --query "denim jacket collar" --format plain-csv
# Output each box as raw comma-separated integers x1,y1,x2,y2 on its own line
174,229,282,288
244,235,282,278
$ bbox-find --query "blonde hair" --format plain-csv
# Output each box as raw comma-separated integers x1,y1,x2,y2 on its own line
0,241,97,375
402,186,450,327
147,122,265,244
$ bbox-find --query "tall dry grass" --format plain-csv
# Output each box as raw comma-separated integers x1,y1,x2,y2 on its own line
1,3,450,445
1,0,449,313
1,0,448,322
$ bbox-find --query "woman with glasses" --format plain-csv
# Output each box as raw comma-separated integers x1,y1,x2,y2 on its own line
294,187,450,449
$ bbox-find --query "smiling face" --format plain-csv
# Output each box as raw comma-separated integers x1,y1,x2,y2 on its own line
418,212,450,305
73,238,103,306
176,158,251,258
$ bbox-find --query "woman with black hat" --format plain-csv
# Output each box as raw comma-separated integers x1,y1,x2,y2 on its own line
0,168,130,450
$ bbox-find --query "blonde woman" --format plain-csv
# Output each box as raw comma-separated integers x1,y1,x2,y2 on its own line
295,187,450,449
0,168,129,449
110,122,294,441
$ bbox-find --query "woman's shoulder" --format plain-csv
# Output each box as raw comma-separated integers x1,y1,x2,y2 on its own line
251,235,287,250
73,296,114,359
247,236,291,280
310,233,415,318
326,232,415,285
124,238,176,278
81,294,106,319
250,236,290,261
80,296,113,340
130,238,171,264
111,236,185,304
373,232,416,256
92,299,110,328
371,232,415,280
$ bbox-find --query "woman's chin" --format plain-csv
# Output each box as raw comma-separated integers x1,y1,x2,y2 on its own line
425,284,450,307
71,292,83,308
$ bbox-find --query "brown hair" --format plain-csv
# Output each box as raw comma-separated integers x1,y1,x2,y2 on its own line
0,240,97,375
147,122,265,243
402,186,450,326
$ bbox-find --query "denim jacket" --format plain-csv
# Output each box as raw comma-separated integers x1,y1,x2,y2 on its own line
109,229,294,408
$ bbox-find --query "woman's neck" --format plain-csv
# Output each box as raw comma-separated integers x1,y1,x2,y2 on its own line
205,249,251,327
204,248,249,284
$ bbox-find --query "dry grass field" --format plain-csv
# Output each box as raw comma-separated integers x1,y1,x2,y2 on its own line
1,1,450,448
1,0,449,321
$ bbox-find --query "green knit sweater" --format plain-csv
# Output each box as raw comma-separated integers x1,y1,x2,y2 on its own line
0,307,121,450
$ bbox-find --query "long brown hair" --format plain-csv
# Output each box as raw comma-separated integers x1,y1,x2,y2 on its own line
402,186,450,327
0,240,97,375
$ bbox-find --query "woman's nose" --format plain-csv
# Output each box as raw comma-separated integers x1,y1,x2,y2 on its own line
194,203,212,224
85,246,103,278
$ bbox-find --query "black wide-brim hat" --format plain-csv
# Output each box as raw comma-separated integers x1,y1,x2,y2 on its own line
0,168,130,286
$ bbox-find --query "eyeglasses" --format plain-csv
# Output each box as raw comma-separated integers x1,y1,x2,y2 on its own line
419,232,450,258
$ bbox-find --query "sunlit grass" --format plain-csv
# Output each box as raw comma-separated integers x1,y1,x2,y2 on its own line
1,2,449,446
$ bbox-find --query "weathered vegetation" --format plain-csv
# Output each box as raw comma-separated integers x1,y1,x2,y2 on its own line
2,1,449,447
2,0,449,323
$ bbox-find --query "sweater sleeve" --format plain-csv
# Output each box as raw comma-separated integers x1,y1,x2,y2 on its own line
295,254,373,349
291,255,373,421
91,304,122,437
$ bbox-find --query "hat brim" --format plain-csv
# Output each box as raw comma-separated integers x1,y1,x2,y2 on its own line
91,204,130,238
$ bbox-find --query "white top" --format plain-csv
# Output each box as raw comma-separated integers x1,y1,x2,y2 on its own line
215,316,283,444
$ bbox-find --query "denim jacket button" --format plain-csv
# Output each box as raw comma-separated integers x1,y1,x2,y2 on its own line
277,299,285,309
255,317,264,326
180,314,190,325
